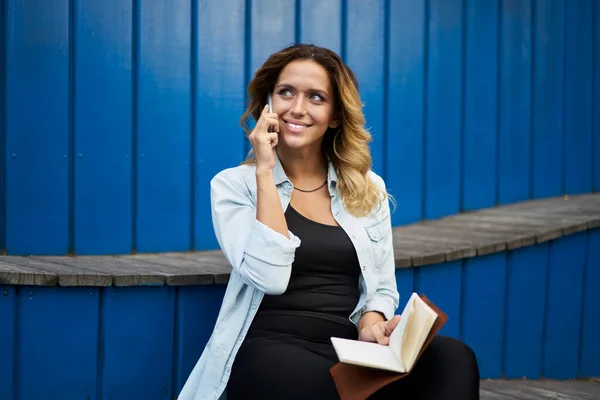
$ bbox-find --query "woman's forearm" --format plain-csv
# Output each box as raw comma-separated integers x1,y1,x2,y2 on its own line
255,168,289,238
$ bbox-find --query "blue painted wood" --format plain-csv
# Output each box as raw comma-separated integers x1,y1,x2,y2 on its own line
0,286,15,400
594,1,600,193
345,0,385,176
425,0,463,219
0,0,6,254
299,0,342,54
580,230,600,377
461,253,506,379
102,286,175,399
386,0,426,225
136,0,192,253
74,0,133,254
462,0,498,212
503,244,549,379
543,232,587,379
498,0,532,205
174,285,226,395
5,0,70,254
18,287,99,400
564,0,594,195
251,0,295,75
2,0,599,254
414,261,462,338
531,0,564,199
194,0,246,250
394,268,415,314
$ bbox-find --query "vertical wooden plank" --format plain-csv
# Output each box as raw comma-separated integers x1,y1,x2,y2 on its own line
102,286,175,399
462,253,506,379
251,0,295,74
531,0,564,199
74,0,133,254
5,0,70,254
194,0,246,250
503,244,548,379
498,0,532,205
248,0,295,156
299,0,342,54
580,229,600,377
0,0,6,254
414,261,462,338
543,232,587,379
18,287,99,399
594,1,600,192
194,0,245,250
564,0,593,195
137,0,192,252
174,285,226,395
425,0,463,219
394,268,415,314
0,286,15,400
386,0,426,225
463,0,499,211
345,0,385,175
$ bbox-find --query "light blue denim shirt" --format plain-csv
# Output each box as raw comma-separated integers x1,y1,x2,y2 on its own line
178,155,399,400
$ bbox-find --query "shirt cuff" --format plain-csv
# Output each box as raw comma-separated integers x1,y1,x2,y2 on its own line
363,295,396,321
244,219,301,266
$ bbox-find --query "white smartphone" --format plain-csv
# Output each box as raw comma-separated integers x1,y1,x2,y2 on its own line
267,93,273,113
267,93,274,132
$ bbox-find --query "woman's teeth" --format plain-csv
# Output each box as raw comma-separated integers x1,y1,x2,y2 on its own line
287,122,307,129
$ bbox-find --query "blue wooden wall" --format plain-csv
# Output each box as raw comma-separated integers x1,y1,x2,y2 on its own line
1,232,599,399
1,0,599,255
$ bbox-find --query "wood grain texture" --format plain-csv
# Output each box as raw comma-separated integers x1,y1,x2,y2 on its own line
0,194,599,286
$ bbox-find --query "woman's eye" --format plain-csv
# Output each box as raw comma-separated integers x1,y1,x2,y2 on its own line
309,94,324,102
278,89,293,97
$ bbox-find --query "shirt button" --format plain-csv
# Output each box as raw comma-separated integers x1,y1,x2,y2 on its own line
362,266,366,271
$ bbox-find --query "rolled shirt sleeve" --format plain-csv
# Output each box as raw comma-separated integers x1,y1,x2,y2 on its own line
210,170,301,295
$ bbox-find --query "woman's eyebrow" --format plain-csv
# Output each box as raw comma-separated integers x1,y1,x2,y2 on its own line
276,83,329,97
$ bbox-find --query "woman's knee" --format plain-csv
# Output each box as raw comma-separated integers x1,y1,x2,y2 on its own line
428,336,480,378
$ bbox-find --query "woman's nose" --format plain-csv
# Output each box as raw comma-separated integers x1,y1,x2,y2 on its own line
290,97,307,116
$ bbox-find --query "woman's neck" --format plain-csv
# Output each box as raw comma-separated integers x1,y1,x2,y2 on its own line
276,145,328,184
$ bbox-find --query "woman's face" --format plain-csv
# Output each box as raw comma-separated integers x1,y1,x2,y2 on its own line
271,59,339,151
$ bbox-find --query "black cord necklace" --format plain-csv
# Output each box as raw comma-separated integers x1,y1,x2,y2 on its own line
294,179,328,193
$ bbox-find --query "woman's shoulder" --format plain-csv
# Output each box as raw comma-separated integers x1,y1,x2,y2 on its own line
210,162,258,193
367,169,387,191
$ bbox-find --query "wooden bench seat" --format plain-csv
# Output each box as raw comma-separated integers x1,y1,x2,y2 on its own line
1,193,599,287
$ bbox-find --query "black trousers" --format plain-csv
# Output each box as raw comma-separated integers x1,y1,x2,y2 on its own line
227,312,480,400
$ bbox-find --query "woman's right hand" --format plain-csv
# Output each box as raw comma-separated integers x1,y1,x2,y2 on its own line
249,104,280,171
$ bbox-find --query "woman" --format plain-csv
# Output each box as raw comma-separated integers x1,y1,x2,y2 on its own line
178,44,479,400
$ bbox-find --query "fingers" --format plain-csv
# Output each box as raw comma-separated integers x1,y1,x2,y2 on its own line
268,132,278,147
372,324,390,346
385,315,401,335
257,104,279,133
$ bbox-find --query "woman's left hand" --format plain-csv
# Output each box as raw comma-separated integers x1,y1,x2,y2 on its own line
358,315,401,345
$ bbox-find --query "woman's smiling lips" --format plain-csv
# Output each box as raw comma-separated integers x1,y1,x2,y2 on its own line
283,119,312,133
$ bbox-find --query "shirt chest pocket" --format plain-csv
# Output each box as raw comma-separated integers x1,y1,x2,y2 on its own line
365,218,388,269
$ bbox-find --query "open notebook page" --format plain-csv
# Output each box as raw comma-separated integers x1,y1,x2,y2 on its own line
330,337,405,373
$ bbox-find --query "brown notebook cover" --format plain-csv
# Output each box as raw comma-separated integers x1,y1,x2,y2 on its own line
329,295,448,400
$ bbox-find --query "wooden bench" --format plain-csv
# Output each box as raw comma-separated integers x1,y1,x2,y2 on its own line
1,193,599,399
1,193,599,286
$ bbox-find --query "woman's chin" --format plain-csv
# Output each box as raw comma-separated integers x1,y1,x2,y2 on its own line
279,135,308,149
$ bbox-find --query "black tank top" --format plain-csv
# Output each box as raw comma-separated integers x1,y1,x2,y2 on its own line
256,205,361,321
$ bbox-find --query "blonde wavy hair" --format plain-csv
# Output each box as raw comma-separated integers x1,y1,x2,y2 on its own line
240,44,388,217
